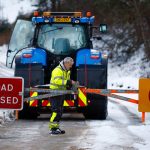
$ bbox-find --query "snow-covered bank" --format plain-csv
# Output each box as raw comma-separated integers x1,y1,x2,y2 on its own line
0,45,15,125
0,0,36,125
108,44,150,89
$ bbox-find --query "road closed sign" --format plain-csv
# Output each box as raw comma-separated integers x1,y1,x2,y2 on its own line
139,78,150,112
0,77,24,110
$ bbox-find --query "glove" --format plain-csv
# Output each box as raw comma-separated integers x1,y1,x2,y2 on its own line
71,81,79,92
66,80,72,89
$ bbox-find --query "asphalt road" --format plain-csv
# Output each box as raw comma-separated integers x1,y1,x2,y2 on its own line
0,100,143,150
0,113,90,150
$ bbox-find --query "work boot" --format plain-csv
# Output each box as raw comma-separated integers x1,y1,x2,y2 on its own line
49,128,65,135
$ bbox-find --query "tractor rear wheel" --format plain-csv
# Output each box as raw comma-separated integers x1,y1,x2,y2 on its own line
18,102,39,119
83,94,108,120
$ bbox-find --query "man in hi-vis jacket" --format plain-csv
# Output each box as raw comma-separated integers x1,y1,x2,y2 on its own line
49,57,76,135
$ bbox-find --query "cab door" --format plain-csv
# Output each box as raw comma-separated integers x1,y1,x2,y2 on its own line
6,19,35,68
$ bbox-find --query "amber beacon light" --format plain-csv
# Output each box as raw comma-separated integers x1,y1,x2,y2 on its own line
86,11,92,17
34,11,39,17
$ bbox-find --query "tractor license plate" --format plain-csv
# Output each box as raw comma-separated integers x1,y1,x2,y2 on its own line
54,18,71,22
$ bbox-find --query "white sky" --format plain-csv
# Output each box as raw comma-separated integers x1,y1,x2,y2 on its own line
0,0,36,23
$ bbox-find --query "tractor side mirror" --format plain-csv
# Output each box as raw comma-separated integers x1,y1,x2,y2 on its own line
99,24,107,33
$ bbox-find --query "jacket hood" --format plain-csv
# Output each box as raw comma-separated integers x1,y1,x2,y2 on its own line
59,60,68,71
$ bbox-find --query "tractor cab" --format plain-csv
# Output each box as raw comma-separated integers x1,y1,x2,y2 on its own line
6,12,106,69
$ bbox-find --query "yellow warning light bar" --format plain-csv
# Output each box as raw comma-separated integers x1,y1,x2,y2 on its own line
43,12,51,17
42,12,82,17
74,12,82,17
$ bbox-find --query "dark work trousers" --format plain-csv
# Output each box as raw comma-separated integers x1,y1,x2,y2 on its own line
50,95,65,122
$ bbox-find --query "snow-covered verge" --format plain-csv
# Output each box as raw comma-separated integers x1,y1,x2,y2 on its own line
0,45,15,125
0,0,36,125
107,45,150,150
108,44,150,90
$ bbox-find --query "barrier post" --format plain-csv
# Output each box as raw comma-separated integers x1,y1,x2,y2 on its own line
15,110,19,120
142,112,145,123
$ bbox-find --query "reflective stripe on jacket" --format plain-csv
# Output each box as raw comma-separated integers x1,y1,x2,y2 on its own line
50,65,70,90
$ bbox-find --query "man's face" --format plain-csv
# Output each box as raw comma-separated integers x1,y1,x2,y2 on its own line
65,62,73,70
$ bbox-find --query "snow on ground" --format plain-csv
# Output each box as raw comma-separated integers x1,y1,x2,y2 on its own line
108,45,149,90
107,46,150,150
0,0,36,23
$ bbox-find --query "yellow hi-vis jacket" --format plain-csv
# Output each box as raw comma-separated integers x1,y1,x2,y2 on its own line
50,65,71,90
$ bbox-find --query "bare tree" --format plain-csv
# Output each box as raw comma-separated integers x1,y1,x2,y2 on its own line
127,0,150,58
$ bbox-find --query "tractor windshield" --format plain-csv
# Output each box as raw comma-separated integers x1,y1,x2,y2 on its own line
37,24,87,54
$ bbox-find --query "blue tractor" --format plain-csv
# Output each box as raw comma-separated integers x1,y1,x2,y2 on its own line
6,12,108,119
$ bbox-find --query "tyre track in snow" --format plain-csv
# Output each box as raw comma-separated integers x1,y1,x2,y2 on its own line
104,99,145,150
68,99,145,150
109,98,140,125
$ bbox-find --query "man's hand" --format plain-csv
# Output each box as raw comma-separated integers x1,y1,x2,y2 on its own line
71,80,76,85
66,80,80,90
71,81,80,92
72,80,80,86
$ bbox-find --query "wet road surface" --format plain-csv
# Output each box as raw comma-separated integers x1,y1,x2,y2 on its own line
0,100,144,150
